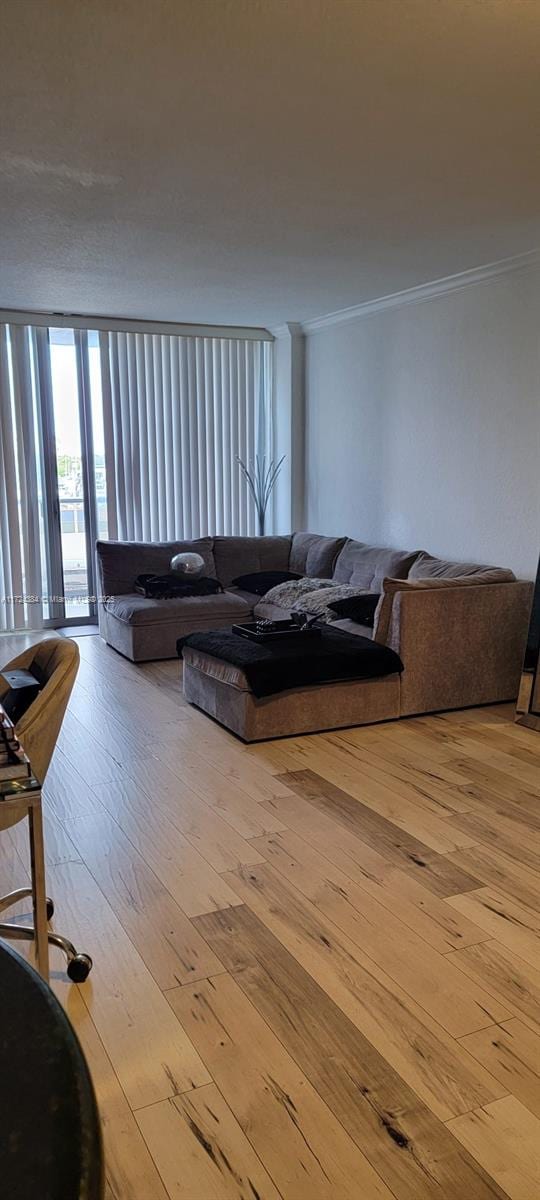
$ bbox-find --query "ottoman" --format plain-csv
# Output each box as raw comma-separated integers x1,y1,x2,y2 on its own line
181,642,401,741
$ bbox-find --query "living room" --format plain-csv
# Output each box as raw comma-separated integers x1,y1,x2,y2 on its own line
1,2,539,1198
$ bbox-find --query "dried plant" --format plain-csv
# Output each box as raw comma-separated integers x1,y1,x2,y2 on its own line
237,454,285,535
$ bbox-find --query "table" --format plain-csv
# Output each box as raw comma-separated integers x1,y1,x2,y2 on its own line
0,941,104,1199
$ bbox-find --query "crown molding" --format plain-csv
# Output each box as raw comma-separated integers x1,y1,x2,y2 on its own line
301,247,540,334
271,321,304,339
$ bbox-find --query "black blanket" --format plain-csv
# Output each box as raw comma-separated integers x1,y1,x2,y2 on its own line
178,626,403,698
134,573,223,599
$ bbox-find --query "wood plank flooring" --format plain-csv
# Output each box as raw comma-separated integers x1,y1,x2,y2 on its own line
1,630,540,1199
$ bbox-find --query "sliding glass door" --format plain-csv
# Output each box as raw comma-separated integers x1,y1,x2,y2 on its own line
1,313,273,633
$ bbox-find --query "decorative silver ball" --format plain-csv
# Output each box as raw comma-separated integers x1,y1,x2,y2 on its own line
170,551,205,578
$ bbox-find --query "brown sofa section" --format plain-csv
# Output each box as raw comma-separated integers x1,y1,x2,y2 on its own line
182,649,400,740
374,576,533,715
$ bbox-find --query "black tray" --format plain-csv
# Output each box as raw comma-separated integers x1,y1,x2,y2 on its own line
232,620,322,643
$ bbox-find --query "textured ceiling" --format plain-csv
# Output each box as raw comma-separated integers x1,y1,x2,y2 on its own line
1,0,539,327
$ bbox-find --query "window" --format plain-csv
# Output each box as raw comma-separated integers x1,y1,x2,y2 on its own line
0,316,273,631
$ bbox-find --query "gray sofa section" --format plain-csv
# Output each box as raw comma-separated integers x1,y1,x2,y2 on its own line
95,533,360,661
182,652,400,740
98,590,252,662
96,535,299,662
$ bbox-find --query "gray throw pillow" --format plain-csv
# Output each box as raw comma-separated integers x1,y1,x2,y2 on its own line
263,577,337,608
290,583,373,623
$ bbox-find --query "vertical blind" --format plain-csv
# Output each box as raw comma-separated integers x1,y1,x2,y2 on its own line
0,324,46,630
101,332,273,541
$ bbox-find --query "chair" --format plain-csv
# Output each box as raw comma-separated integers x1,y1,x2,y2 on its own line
0,638,92,983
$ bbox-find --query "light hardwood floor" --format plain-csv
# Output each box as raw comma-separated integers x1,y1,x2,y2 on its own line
2,630,540,1199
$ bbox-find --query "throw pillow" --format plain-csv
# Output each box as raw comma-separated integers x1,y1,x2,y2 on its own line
328,593,381,626
263,577,339,608
231,570,302,595
289,583,375,624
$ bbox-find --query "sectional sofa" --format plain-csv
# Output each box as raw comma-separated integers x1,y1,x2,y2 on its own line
96,533,532,718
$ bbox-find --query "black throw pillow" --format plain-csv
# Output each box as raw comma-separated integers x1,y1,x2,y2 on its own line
231,570,303,595
328,593,381,627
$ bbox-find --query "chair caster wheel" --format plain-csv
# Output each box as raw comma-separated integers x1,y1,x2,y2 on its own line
67,953,93,983
46,898,54,921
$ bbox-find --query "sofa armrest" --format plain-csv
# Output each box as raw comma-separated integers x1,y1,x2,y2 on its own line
374,578,533,715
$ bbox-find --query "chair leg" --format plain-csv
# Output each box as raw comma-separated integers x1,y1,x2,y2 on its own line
0,888,55,919
0,922,92,982
28,802,49,982
0,804,93,983
0,887,33,915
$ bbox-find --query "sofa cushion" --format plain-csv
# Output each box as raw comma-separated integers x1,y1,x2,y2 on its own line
212,536,292,586
289,533,347,578
104,591,251,626
181,647,252,691
96,538,216,596
408,551,515,582
332,540,419,589
386,573,517,591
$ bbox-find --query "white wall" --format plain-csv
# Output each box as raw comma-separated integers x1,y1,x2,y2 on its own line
305,266,540,578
